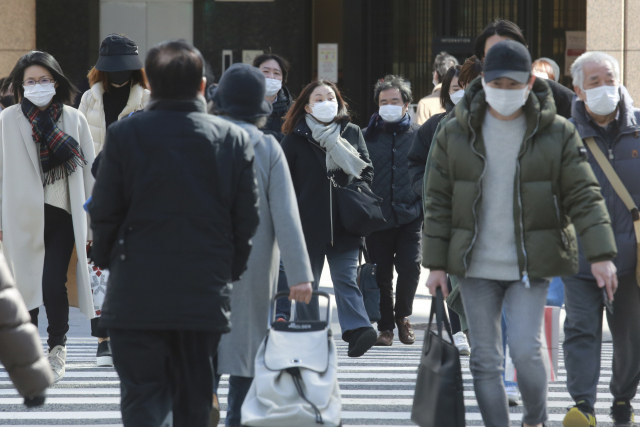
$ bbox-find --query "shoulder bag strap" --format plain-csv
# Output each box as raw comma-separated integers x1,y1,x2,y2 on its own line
584,137,639,219
584,137,640,285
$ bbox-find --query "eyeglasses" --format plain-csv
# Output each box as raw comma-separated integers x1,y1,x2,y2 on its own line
22,78,55,87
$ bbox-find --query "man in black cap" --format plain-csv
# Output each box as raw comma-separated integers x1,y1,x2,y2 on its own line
423,40,617,427
88,40,260,427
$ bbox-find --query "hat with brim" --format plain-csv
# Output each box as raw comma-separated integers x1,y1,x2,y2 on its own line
212,63,272,120
483,40,532,85
95,34,143,72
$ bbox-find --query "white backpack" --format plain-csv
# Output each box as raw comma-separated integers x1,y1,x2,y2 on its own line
241,291,342,427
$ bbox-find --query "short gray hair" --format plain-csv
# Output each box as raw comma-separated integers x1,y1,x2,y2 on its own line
571,51,621,90
433,52,459,81
373,75,412,105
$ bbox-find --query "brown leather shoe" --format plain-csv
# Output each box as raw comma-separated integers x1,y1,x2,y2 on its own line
374,330,394,346
396,317,416,345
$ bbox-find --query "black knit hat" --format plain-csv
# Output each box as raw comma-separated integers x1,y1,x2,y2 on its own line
95,34,143,72
212,64,272,120
483,40,532,84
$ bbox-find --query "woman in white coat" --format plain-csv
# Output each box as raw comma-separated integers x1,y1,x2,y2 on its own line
78,34,149,366
0,51,95,382
79,34,150,155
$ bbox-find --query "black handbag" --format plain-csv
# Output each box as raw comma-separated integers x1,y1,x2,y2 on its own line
330,175,387,237
356,244,381,322
411,288,465,427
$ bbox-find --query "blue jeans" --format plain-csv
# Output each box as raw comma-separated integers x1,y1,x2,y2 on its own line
275,260,291,320
546,277,565,307
225,376,253,426
296,246,372,335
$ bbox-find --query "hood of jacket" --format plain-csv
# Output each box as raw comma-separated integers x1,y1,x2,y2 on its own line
571,84,640,139
221,116,265,146
454,76,557,138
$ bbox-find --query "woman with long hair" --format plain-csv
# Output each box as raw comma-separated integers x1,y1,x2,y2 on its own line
78,34,150,366
280,79,377,358
0,50,95,382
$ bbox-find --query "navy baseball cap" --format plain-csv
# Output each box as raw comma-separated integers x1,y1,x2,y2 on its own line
483,40,532,84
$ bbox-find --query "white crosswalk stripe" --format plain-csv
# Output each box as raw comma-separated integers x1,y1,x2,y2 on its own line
0,339,633,426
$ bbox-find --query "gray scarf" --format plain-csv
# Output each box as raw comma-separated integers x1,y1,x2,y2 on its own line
305,115,367,179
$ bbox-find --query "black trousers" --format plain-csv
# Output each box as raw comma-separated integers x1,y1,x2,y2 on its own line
109,328,221,427
29,204,75,349
91,317,109,338
365,216,422,332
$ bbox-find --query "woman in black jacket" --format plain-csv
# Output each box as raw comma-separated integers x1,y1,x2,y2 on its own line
253,53,293,142
281,80,377,358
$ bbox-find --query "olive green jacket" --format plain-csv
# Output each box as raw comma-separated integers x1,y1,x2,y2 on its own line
422,77,617,279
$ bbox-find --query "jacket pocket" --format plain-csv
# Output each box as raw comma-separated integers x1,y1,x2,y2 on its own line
553,195,569,249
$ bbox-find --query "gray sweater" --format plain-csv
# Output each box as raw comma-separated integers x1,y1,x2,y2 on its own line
467,111,526,281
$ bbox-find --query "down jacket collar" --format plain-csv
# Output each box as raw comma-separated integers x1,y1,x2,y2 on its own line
454,76,558,138
571,84,640,139
90,82,147,117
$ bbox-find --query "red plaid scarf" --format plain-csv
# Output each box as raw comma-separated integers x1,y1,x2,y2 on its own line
21,98,86,185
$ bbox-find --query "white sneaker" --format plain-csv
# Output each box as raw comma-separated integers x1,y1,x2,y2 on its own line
453,331,470,355
505,385,520,406
48,345,66,383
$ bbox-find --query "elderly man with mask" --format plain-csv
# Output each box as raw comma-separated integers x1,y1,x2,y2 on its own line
423,40,617,427
562,52,640,427
363,75,422,346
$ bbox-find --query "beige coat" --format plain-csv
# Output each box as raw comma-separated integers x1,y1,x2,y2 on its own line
415,83,445,125
0,104,96,319
78,82,150,154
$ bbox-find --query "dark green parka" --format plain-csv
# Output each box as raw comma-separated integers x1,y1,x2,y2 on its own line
422,77,616,279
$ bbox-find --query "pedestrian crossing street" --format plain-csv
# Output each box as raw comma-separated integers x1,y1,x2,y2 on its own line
0,338,632,426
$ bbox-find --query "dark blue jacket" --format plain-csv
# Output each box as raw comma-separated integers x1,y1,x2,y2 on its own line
364,116,421,230
571,85,640,279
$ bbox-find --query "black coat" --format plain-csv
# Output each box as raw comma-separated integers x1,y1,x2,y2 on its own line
89,98,260,332
281,119,373,259
408,103,453,197
260,86,293,142
547,79,575,119
364,119,421,229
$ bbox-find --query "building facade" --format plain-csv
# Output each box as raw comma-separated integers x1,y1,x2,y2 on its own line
0,0,637,127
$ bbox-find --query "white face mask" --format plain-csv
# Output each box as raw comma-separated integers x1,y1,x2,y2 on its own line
433,76,439,88
310,100,338,123
482,78,529,117
584,84,620,116
379,104,404,122
23,83,56,107
533,71,549,80
450,90,465,105
264,78,282,97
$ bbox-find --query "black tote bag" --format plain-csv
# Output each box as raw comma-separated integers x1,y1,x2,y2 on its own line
356,244,381,322
411,288,465,427
330,176,387,237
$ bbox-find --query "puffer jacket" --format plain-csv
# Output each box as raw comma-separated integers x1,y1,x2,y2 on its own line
0,250,53,398
364,115,421,229
571,85,640,279
79,82,151,154
423,77,617,279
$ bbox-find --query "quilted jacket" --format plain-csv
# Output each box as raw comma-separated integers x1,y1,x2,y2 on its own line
79,82,150,154
0,250,53,398
423,77,616,279
365,117,421,230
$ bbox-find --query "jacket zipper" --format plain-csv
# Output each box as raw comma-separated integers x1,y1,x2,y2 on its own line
553,195,569,249
462,115,487,273
516,113,541,288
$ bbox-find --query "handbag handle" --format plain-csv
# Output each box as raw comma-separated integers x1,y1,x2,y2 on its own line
270,291,332,326
427,287,454,343
358,242,372,266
